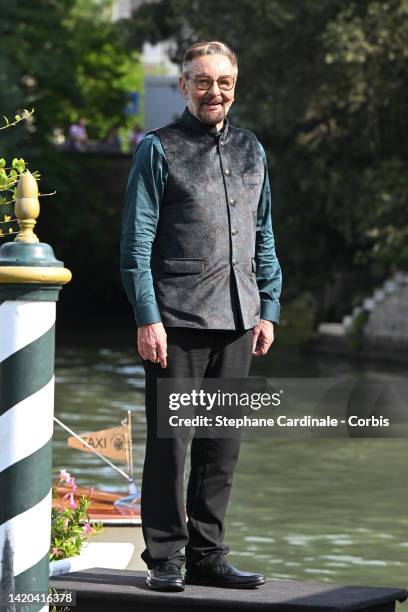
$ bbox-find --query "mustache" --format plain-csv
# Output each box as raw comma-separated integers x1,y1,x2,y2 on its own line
201,96,225,105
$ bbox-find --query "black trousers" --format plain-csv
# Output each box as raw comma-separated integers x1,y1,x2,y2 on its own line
141,327,253,569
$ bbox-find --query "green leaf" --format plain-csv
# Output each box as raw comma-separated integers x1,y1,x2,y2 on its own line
15,159,25,173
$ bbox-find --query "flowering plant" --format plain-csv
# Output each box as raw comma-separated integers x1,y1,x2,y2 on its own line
0,109,40,239
50,469,103,561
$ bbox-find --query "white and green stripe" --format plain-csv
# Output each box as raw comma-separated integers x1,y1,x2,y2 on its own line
0,300,56,612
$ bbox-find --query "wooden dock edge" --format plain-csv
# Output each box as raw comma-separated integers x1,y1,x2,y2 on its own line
50,567,408,612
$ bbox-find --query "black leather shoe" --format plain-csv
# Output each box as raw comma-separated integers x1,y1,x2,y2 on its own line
146,561,185,592
185,557,265,589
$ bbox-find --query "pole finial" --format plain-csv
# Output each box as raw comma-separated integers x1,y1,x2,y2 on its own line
14,171,40,243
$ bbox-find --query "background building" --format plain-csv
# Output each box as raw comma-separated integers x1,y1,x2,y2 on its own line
111,0,182,129
144,76,185,131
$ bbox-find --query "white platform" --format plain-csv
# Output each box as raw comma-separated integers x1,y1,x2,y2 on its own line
49,542,135,577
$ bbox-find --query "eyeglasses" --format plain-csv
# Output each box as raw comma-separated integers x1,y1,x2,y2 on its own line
188,75,236,91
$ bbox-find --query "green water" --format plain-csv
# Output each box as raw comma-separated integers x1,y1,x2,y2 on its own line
53,327,408,590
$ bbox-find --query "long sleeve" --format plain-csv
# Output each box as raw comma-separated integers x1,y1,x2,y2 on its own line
120,134,167,326
255,142,282,324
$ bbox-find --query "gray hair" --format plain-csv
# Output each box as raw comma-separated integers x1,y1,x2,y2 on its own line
181,41,238,76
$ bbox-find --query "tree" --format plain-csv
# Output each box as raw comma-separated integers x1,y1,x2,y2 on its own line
0,1,144,317
0,0,141,158
122,0,408,318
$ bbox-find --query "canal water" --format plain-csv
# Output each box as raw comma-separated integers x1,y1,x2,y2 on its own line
53,325,408,588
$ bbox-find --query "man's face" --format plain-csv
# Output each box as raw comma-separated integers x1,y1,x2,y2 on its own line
179,54,237,129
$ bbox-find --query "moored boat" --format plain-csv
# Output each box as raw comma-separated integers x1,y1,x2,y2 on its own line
52,410,146,574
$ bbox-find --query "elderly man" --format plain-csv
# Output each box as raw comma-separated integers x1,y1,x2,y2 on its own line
120,40,282,592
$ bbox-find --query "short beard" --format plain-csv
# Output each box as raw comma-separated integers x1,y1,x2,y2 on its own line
197,103,225,127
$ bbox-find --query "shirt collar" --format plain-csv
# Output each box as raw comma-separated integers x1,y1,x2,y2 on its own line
179,106,229,139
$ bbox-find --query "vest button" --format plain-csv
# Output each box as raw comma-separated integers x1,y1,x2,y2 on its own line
220,140,225,145
231,229,237,235
232,259,237,265
224,169,230,176
229,198,235,205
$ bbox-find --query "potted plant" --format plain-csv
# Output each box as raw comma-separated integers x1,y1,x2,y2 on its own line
49,469,103,575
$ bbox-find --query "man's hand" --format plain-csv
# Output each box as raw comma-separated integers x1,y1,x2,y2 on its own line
252,319,275,357
137,322,167,368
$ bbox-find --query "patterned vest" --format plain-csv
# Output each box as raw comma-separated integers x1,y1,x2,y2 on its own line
150,108,264,329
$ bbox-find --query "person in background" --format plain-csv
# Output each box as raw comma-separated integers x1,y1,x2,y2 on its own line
104,125,122,152
68,117,88,151
128,122,145,152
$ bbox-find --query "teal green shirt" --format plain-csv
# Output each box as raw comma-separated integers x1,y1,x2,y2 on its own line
120,133,282,327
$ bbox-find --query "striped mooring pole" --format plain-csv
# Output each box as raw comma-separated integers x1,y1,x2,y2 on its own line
0,172,71,611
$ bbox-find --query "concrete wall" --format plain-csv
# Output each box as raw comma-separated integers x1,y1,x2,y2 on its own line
144,76,185,131
364,280,408,341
